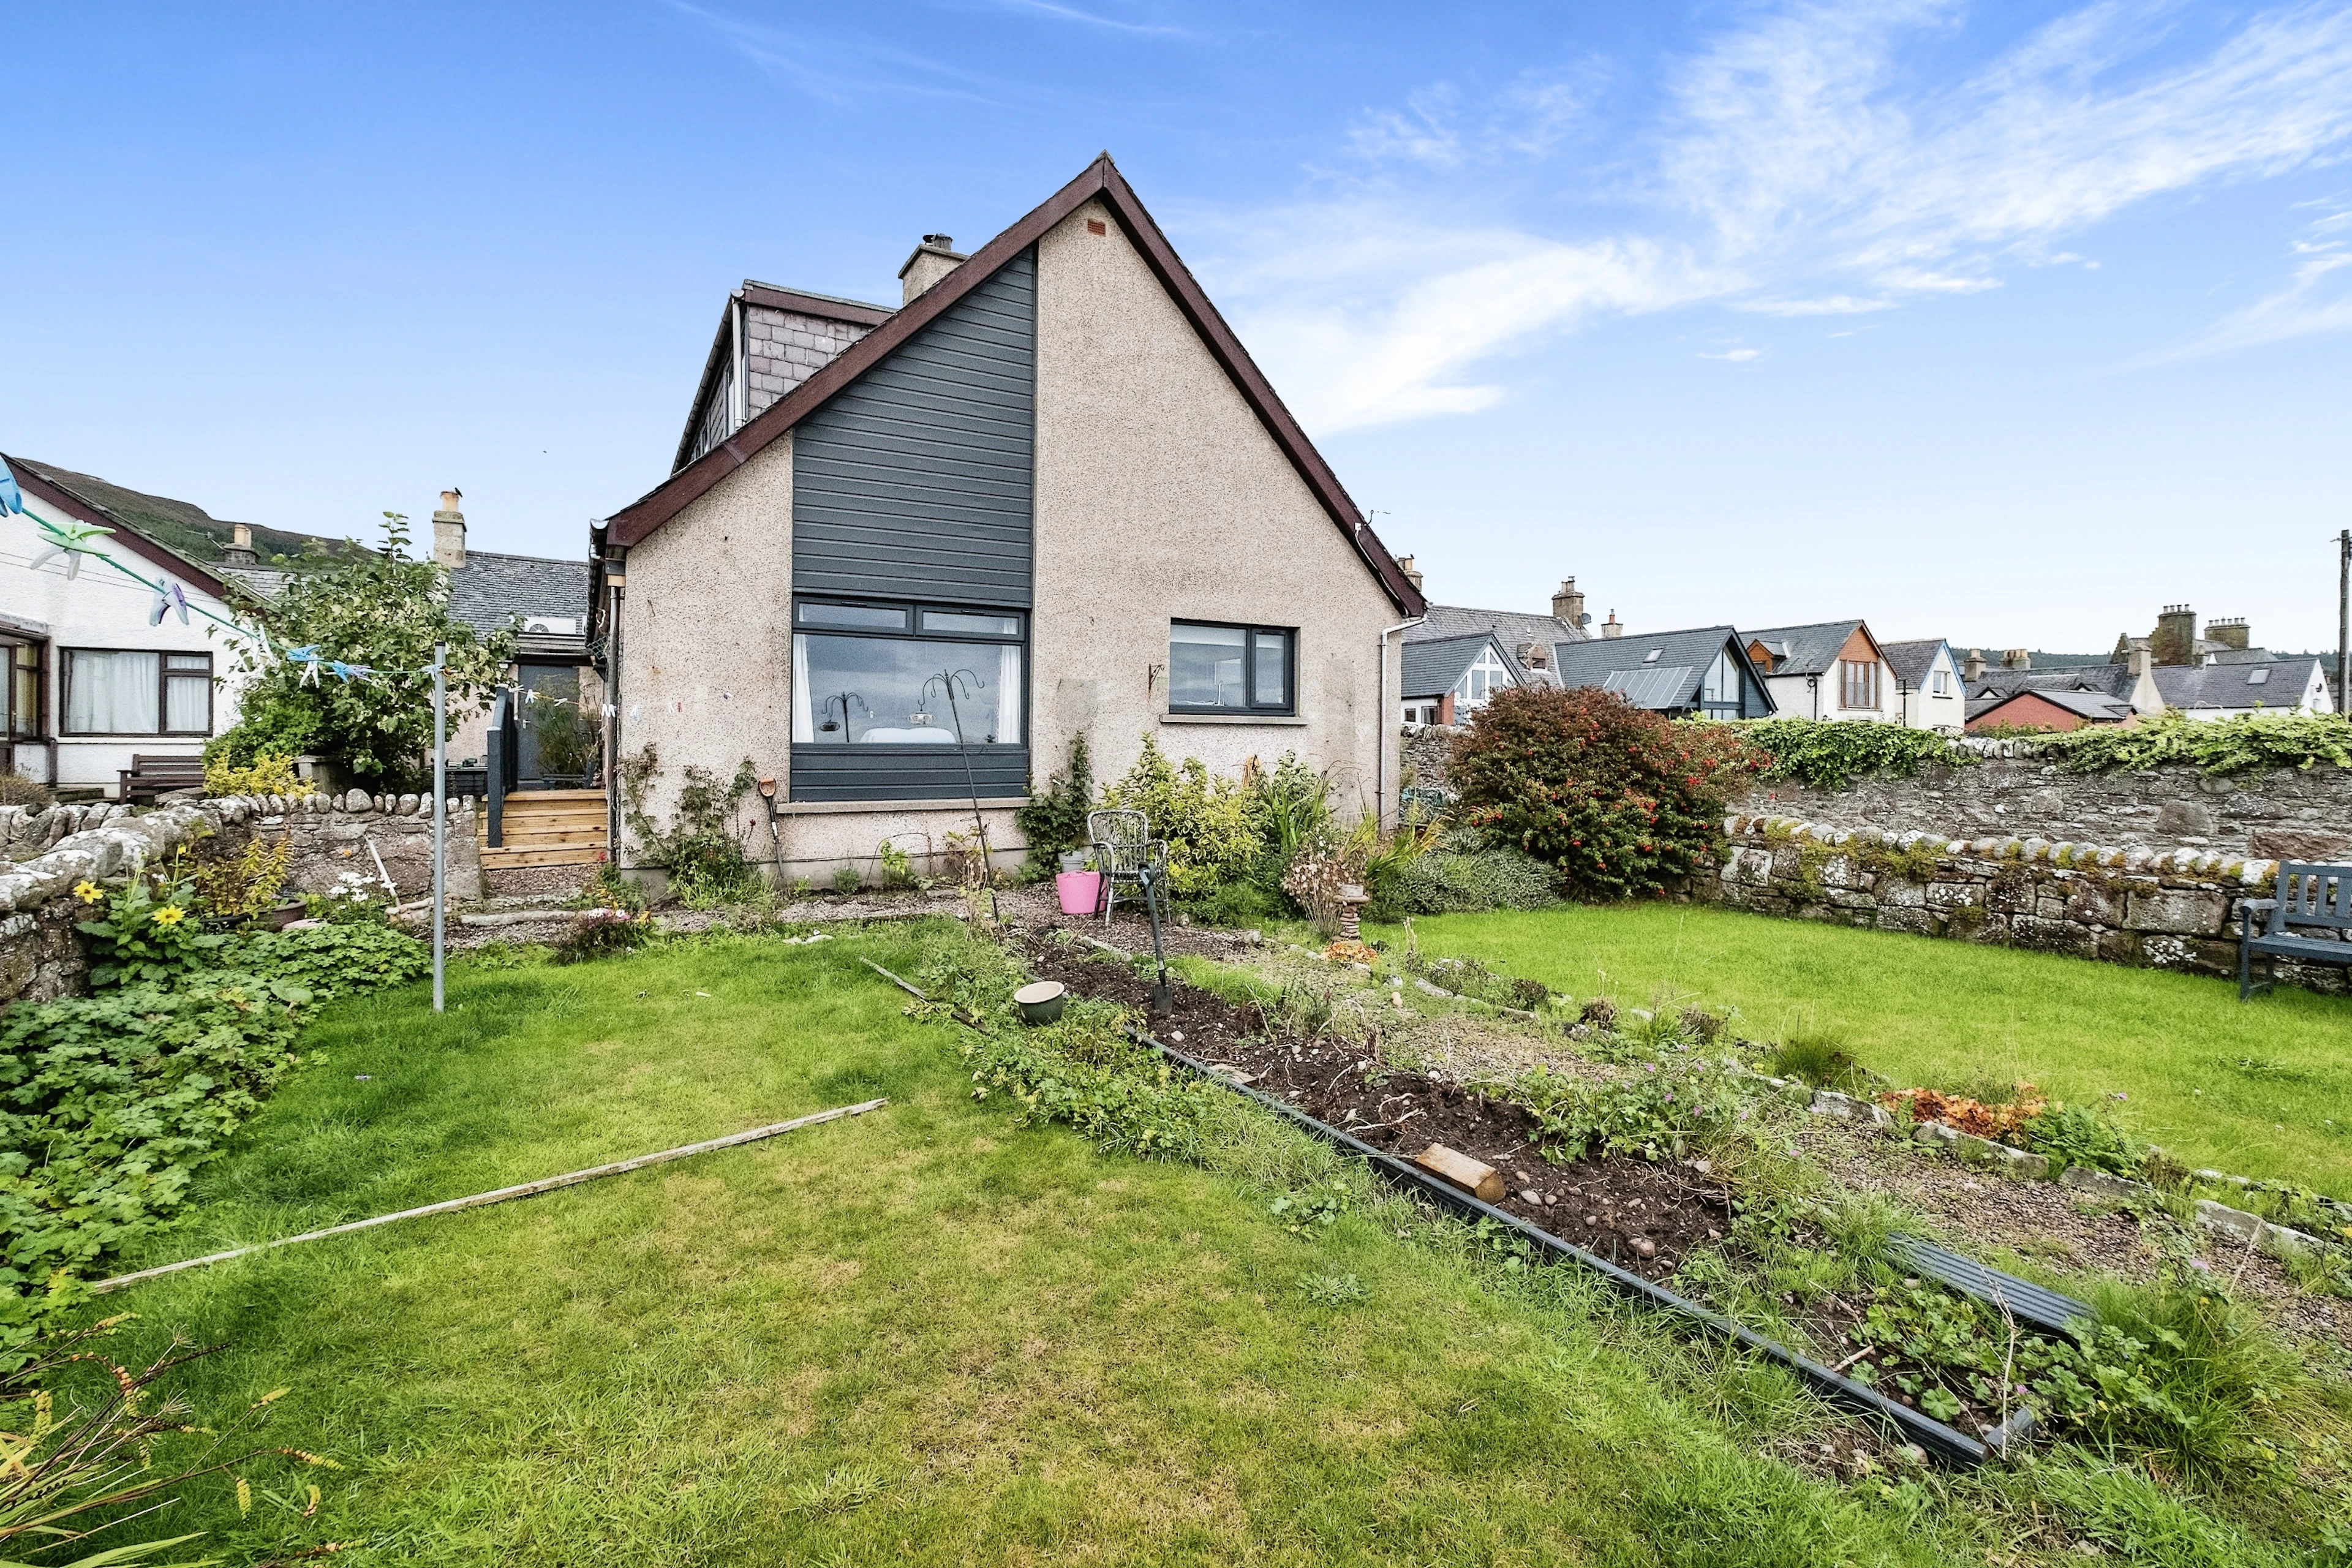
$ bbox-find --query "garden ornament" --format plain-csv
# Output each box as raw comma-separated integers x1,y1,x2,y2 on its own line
25,515,113,578
0,457,24,515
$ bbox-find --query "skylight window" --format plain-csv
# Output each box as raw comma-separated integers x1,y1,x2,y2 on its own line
2247,667,2270,685
1643,649,1662,663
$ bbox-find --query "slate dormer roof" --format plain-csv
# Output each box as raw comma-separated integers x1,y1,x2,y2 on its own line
1879,638,1951,690
1412,603,1587,674
1400,631,1521,701
2152,657,2327,712
1740,620,1868,677
447,549,594,657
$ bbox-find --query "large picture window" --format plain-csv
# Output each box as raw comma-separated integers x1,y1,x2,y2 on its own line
1169,621,1294,715
62,649,213,736
790,600,1024,746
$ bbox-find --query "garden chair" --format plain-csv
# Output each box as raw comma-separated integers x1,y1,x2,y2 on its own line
1086,809,1167,927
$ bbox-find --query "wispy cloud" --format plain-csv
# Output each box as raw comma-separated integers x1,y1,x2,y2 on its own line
665,0,1020,107
1219,0,2352,431
2158,202,2352,355
986,0,1189,38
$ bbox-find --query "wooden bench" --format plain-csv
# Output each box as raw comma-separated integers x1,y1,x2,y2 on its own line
2240,862,2352,1000
116,753,206,804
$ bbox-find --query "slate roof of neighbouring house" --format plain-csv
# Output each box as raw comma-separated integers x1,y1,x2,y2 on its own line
1740,620,1867,676
1400,631,1520,701
1880,638,1950,690
1548,625,1757,711
2152,657,2326,712
1964,663,2137,704
1408,604,1585,676
447,550,594,652
1968,688,2136,725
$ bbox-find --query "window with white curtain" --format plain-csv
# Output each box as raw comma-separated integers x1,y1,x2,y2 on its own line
61,649,211,735
789,600,1024,746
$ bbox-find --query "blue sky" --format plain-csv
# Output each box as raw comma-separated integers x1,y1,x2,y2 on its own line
6,1,2351,652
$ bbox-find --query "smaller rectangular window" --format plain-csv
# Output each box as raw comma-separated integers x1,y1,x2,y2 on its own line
165,654,213,734
1932,670,1950,695
1169,621,1295,715
6,644,38,739
919,609,1022,639
797,601,910,631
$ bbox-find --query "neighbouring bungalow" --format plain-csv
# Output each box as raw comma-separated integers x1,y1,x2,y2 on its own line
1741,620,1898,722
2153,655,2333,719
1,454,259,799
1548,625,1775,718
1398,630,1524,727
1961,647,2163,732
591,154,1426,888
1881,638,1966,731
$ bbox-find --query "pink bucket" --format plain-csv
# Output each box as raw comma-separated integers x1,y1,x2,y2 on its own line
1055,870,1102,916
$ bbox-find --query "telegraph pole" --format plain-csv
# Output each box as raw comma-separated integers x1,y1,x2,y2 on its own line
2339,529,2350,716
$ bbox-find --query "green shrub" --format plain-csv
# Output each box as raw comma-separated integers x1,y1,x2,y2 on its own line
1016,729,1094,875
234,922,429,1000
2022,1102,2142,1177
619,745,763,906
1731,718,1976,791
1450,687,1763,900
552,909,655,964
958,998,1216,1161
1098,734,1269,897
1518,1058,1750,1162
1381,827,1561,916
2033,709,2352,777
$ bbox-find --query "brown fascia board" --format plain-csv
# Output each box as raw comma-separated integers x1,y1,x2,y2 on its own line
608,156,1427,619
5,456,233,603
739,282,895,326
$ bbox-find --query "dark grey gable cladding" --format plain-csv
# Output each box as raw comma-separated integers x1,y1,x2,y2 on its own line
789,748,1028,803
791,249,1036,608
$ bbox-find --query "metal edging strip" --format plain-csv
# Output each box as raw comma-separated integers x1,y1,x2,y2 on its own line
1137,1031,1995,1468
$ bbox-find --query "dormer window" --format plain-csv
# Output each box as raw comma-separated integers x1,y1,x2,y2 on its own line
1455,645,1509,710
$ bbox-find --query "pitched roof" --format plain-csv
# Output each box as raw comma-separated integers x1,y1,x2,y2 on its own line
1400,631,1514,701
447,549,594,646
1741,620,1868,677
1548,624,1757,710
606,154,1424,617
2,453,234,602
1964,663,2136,702
1968,688,2135,725
1412,603,1586,666
2152,657,2325,711
3,454,363,578
1879,638,1950,688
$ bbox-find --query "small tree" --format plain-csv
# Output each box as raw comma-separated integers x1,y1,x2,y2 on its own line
210,513,516,790
1449,687,1762,900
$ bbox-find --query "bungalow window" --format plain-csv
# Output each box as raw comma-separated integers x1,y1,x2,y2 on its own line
1169,622,1294,715
61,649,213,735
790,599,1024,746
6,643,39,739
1932,669,1950,695
1838,658,1880,710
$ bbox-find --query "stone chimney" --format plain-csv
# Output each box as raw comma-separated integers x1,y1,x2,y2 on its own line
432,489,466,570
1396,554,1425,595
2207,617,2250,651
2126,646,2163,715
1517,641,1551,671
898,234,968,304
1964,649,1986,682
2152,604,2196,666
221,522,258,567
1601,610,1623,639
1551,577,1587,627
2002,649,2031,671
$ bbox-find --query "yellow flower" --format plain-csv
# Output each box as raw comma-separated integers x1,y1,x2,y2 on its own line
73,881,103,904
151,905,186,927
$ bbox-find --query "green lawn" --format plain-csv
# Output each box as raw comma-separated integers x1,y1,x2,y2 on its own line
1374,903,2352,1197
102,928,1981,1567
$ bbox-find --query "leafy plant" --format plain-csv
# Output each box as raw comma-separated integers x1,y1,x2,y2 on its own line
209,511,515,790
234,923,429,1000
2034,709,2352,777
1731,719,1977,791
202,750,304,800
1098,734,1268,896
617,745,761,907
75,877,228,987
1449,686,1763,900
552,908,655,964
1519,1058,1748,1162
303,869,390,926
1881,1085,2045,1141
1380,827,1561,917
2022,1103,2143,1177
831,865,862,894
1269,1178,1352,1236
956,998,1215,1161
172,831,291,922
1297,1270,1368,1305
877,839,914,890
1016,728,1093,876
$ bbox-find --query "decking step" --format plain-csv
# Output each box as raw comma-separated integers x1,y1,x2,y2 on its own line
481,846,608,869
1885,1237,2094,1338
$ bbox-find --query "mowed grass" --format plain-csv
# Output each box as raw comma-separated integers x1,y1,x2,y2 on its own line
1374,903,2352,1196
100,927,1966,1567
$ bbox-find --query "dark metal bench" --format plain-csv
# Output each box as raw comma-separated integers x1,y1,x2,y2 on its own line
2240,862,2352,1000
117,753,206,804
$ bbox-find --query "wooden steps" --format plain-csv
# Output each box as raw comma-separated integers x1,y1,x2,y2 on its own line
482,789,609,870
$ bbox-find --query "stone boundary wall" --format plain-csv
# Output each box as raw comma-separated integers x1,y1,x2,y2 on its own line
0,792,483,1008
1694,815,2345,992
1735,755,2352,862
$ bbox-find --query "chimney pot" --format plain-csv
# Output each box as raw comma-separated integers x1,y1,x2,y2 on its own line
2003,648,2031,670
2152,605,2197,666
221,521,258,567
2207,617,2250,651
1964,649,1986,682
1600,610,1623,639
1396,554,1424,594
1551,576,1588,628
432,489,467,571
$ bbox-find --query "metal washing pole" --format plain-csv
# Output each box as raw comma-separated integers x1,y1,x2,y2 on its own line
432,641,447,1013
926,668,1000,921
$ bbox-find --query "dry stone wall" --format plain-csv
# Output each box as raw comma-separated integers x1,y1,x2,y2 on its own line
1695,815,2343,991
0,793,483,1008
1733,753,2352,862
